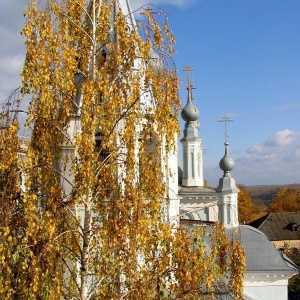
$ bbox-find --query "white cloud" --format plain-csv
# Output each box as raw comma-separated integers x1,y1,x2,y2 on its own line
248,129,299,150
0,1,26,101
0,55,24,102
294,148,300,160
235,130,300,185
0,55,24,76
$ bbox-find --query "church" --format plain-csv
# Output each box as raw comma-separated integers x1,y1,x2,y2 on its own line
177,74,298,299
18,0,298,299
108,1,298,299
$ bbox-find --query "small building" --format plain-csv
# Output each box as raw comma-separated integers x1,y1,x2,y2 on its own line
249,212,300,249
236,225,298,300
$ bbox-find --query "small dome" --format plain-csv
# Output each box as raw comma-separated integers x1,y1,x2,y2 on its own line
148,48,164,73
181,93,199,122
219,142,235,172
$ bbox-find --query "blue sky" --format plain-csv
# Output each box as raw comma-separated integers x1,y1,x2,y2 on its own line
1,0,300,186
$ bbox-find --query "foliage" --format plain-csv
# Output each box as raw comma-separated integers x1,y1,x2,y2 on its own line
237,185,261,224
171,223,245,299
267,188,300,214
0,0,246,299
282,244,300,300
267,186,300,299
0,121,23,299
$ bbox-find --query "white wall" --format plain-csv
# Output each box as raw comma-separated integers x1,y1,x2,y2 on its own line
244,284,288,300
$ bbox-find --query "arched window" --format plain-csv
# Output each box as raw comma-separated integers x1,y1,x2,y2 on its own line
95,133,110,162
97,50,107,67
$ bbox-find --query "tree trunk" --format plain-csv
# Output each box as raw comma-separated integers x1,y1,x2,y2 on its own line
80,203,92,300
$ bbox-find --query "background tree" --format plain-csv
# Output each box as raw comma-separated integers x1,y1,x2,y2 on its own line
0,0,245,299
238,185,261,224
267,187,300,213
281,244,300,300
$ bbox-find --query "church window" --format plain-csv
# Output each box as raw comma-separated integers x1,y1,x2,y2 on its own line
183,151,187,178
227,204,231,224
191,152,194,178
286,222,299,231
97,50,107,67
95,133,110,162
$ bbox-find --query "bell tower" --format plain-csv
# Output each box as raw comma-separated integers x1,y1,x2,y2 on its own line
180,66,204,187
216,116,239,227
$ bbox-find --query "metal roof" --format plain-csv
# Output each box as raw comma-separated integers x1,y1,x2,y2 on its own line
178,186,217,195
232,225,299,272
182,223,298,274
248,212,300,241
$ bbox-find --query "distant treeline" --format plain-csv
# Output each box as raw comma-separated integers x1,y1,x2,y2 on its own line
237,184,300,223
244,184,300,205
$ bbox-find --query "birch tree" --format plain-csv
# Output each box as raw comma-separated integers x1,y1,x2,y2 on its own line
0,0,245,299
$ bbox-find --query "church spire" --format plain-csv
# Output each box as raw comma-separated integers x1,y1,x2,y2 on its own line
115,0,136,29
216,116,239,227
180,66,203,187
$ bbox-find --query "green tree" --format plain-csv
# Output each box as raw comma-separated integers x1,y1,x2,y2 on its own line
0,1,245,299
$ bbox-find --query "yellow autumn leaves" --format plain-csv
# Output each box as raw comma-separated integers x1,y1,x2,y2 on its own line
0,0,246,299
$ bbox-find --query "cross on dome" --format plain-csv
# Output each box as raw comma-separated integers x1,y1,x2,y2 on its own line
140,6,158,38
218,115,233,143
182,65,194,91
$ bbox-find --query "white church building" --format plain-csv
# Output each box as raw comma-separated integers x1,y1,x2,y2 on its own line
177,77,298,300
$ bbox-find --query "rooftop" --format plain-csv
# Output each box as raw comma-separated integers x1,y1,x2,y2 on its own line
248,212,300,241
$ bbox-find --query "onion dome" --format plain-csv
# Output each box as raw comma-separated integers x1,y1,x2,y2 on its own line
219,142,235,175
181,87,199,122
216,141,239,203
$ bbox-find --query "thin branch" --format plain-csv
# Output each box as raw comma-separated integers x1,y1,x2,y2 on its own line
59,254,81,294
105,89,150,142
53,229,82,242
60,243,82,263
61,12,93,43
10,109,76,149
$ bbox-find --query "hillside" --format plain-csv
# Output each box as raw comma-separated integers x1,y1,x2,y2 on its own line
244,184,300,206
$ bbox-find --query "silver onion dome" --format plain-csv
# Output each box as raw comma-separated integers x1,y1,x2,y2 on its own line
181,87,199,122
219,142,235,174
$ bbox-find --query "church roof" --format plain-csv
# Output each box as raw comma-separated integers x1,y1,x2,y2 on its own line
248,212,300,241
179,186,216,196
182,223,298,274
228,225,299,273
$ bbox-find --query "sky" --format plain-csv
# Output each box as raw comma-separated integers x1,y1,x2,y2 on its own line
0,0,300,186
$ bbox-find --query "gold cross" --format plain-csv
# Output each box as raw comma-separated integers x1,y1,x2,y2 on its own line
218,115,233,142
182,65,194,90
141,6,158,36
